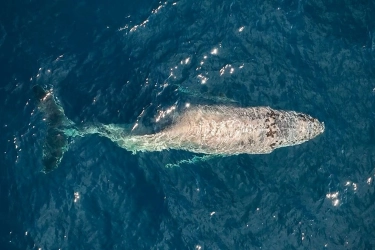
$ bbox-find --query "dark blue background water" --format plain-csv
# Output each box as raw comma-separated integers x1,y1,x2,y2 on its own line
1,0,375,249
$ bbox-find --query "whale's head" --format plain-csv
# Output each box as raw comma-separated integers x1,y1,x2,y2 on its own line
274,111,324,149
295,113,325,141
307,118,325,140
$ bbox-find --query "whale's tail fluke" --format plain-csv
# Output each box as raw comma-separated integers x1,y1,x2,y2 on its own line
33,85,73,173
32,85,137,173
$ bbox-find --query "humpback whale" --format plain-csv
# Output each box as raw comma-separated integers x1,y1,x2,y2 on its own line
33,85,325,173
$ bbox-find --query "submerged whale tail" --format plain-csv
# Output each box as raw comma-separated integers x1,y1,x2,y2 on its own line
33,85,75,173
32,85,134,173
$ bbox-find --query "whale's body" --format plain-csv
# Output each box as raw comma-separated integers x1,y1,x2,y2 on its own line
33,85,325,173
96,105,324,155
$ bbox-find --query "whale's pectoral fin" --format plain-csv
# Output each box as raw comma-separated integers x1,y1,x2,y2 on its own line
33,85,72,173
165,154,221,168
177,86,238,104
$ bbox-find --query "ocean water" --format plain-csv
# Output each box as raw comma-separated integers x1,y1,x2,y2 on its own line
1,0,375,249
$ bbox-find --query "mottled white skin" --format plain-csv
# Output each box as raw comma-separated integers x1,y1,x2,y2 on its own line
85,105,325,155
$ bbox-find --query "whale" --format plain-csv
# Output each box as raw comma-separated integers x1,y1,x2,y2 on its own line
33,85,325,173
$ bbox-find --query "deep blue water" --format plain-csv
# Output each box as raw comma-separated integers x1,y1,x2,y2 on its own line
1,0,375,249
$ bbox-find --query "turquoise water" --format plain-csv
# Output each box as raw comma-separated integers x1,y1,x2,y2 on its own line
1,0,375,249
